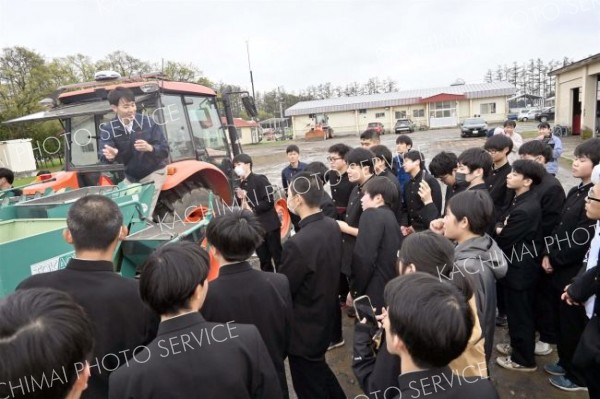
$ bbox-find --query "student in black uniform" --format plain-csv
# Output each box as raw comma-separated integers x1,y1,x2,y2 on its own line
400,151,442,234
542,138,600,392
495,160,545,372
484,134,515,217
201,209,293,398
385,273,499,399
18,195,159,399
360,129,380,148
304,161,337,220
351,176,402,310
233,153,281,272
371,145,404,225
279,173,346,399
429,151,467,211
0,288,94,399
456,147,493,191
326,143,354,220
109,242,281,399
518,140,566,355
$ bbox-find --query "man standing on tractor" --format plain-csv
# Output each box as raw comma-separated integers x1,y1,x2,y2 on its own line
99,87,169,215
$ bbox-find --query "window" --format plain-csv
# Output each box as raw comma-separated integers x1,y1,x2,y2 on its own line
161,95,195,161
395,111,407,119
184,95,230,165
70,115,100,166
431,101,456,118
480,103,497,114
358,109,367,114
375,112,385,118
412,109,425,118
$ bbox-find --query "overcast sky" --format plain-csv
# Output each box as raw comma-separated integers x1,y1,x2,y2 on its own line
1,0,599,93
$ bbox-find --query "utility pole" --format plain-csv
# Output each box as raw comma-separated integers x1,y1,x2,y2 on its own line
246,40,256,100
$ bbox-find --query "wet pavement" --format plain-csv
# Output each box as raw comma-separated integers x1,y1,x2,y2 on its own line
244,128,588,399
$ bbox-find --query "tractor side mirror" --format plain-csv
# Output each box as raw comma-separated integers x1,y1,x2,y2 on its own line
241,95,258,118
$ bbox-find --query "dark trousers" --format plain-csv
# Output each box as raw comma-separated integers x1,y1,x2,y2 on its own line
496,280,506,316
535,273,558,343
573,316,600,398
331,275,349,343
505,286,536,367
555,294,588,386
288,355,346,399
256,228,282,272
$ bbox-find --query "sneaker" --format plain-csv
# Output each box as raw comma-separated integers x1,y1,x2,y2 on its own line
496,356,537,372
327,339,345,351
535,341,553,356
543,363,565,376
496,342,512,356
496,315,508,327
549,375,588,392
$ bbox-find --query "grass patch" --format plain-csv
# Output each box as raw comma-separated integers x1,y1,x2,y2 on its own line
13,159,64,187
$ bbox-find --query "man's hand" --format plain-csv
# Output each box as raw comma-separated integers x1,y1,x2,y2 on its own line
401,226,415,236
429,218,445,235
337,220,349,234
418,180,433,204
541,256,554,274
561,285,581,306
235,188,247,200
102,145,118,161
134,139,153,152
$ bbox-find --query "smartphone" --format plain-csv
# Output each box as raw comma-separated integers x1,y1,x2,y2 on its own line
353,295,377,327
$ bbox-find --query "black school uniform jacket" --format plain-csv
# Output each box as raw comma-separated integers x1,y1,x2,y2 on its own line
239,172,281,232
341,176,373,275
396,367,499,399
108,313,281,399
279,212,342,359
494,190,542,290
17,259,159,399
485,161,514,219
379,168,405,224
401,170,442,231
351,206,402,310
547,183,595,289
201,261,293,395
532,172,566,239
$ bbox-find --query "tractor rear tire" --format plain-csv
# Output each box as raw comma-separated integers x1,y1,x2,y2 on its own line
154,179,221,224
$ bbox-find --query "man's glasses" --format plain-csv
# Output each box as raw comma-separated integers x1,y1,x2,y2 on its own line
587,187,600,203
327,156,342,162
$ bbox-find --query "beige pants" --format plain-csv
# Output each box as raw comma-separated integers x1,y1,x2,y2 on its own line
124,167,167,217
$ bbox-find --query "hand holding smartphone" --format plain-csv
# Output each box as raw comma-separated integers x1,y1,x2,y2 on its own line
353,295,378,327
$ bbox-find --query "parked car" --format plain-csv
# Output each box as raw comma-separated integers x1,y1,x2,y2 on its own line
261,128,282,141
367,122,385,135
517,108,540,122
535,107,555,123
394,118,416,133
506,113,519,121
460,117,488,137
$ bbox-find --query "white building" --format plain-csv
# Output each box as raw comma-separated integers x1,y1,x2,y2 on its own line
285,82,516,138
549,53,600,136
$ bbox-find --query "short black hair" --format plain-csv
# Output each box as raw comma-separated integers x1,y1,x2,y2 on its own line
107,86,135,106
574,138,600,166
328,143,352,158
370,145,393,168
429,152,458,178
0,288,94,399
345,148,375,174
538,122,551,130
396,134,413,147
363,176,398,208
398,230,473,299
503,120,516,128
0,168,15,185
447,191,494,236
304,161,328,185
518,140,552,163
511,159,545,186
403,150,426,170
289,172,323,208
67,195,123,251
384,273,474,369
286,144,300,154
206,209,264,262
360,130,379,141
484,134,513,155
140,241,210,315
232,153,253,168
458,148,493,178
